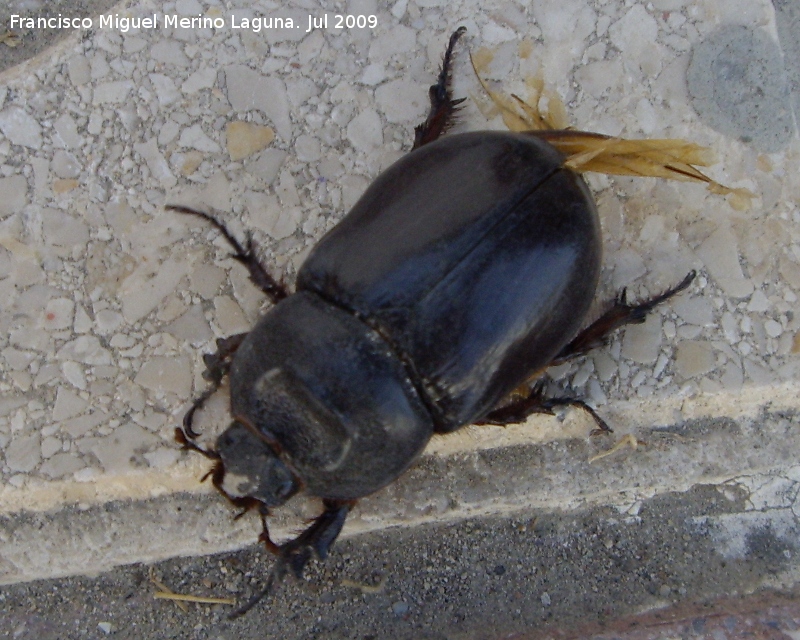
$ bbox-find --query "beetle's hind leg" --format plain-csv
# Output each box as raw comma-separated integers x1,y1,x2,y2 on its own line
478,272,697,433
413,26,467,149
166,204,289,304
552,270,696,365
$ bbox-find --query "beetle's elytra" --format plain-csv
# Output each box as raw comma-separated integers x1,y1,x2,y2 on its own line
169,27,695,613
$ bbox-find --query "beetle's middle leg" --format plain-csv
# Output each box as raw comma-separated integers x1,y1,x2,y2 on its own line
181,333,247,437
478,271,697,432
413,26,467,149
168,204,290,437
477,379,612,434
166,204,289,304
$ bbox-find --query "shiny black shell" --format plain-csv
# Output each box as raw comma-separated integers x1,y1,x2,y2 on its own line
230,130,601,500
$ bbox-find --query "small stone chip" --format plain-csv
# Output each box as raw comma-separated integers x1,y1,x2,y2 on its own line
0,175,28,218
792,332,800,354
375,78,425,123
0,106,42,148
53,179,79,194
179,150,204,176
213,295,250,335
134,356,192,397
43,298,75,329
90,424,159,474
5,433,40,473
621,314,662,365
134,138,176,188
181,67,216,94
675,340,716,379
226,121,275,161
225,66,291,140
179,124,220,153
93,80,134,105
696,224,753,299
392,601,409,616
53,387,88,422
347,109,383,152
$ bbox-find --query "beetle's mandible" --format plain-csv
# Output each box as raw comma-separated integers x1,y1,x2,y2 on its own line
168,27,695,614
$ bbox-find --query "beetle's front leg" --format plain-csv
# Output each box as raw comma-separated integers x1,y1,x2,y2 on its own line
175,427,271,517
413,26,467,149
232,499,355,617
168,203,291,437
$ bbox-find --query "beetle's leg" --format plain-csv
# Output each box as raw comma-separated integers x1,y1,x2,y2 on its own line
413,26,467,149
476,380,612,435
181,333,247,438
169,203,290,436
477,272,696,434
258,512,281,555
552,270,697,365
166,204,289,304
231,499,355,617
278,498,355,578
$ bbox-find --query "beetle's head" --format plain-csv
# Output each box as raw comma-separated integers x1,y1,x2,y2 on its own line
215,421,300,508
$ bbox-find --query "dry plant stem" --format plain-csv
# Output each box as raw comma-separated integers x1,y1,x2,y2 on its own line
154,592,235,605
149,568,189,613
470,51,753,209
589,433,640,464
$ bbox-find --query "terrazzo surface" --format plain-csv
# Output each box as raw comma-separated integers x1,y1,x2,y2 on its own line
1,0,800,632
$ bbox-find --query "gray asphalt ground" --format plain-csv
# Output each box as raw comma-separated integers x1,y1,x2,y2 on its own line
4,479,798,640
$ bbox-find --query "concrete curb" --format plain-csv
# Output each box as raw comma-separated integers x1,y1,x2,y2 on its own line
3,386,799,586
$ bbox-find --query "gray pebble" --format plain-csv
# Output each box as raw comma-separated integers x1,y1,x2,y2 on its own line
392,601,410,616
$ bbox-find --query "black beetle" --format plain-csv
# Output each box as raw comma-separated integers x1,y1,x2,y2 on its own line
168,27,695,612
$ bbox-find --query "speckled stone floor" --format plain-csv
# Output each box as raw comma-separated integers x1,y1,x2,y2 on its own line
1,0,800,635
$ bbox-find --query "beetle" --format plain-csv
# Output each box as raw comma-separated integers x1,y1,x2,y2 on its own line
168,27,695,612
